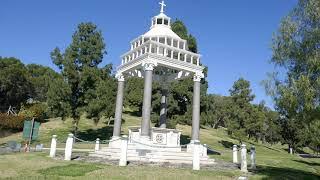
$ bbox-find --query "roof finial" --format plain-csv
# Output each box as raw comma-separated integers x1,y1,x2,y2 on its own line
159,0,166,13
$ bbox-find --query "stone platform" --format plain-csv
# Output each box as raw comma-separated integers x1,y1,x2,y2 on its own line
89,127,215,165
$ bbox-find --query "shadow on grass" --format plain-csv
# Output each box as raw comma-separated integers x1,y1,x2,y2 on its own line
292,159,320,166
299,154,320,158
76,126,114,141
123,109,141,117
219,140,234,149
260,144,282,152
252,165,320,180
283,148,309,154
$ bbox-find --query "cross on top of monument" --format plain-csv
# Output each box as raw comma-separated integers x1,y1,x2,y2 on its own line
159,0,166,13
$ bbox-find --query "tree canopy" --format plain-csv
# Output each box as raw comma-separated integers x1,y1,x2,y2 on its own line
265,0,320,152
48,22,116,132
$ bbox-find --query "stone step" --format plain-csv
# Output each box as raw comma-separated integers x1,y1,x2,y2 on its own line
92,151,139,157
145,154,209,161
144,159,215,165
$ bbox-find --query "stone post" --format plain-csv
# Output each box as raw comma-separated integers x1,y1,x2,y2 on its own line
141,62,156,139
113,74,125,138
95,138,100,152
119,135,128,166
64,133,74,161
240,144,248,172
191,72,203,141
192,140,200,170
289,147,293,155
233,144,238,163
49,135,57,158
159,89,167,128
250,146,256,169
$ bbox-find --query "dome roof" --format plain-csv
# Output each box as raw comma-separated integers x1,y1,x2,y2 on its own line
143,25,181,39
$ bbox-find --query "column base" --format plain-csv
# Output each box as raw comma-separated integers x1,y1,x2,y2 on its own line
108,136,122,148
187,140,208,157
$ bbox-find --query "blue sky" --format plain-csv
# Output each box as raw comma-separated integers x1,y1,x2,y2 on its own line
0,0,297,108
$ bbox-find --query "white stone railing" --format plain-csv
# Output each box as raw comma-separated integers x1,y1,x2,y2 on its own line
121,40,201,66
130,35,188,51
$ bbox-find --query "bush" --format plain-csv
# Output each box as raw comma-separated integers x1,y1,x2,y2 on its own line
19,103,47,122
0,113,26,130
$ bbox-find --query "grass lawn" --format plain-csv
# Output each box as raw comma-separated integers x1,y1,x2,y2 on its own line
0,153,241,180
0,111,320,179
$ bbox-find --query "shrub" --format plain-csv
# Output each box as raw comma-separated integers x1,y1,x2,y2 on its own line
0,113,26,130
19,103,47,122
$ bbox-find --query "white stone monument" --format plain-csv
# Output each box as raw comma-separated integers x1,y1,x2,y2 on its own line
95,138,100,152
119,135,128,166
49,135,57,158
90,1,215,167
233,144,238,163
111,0,204,149
64,133,74,161
192,140,200,170
241,144,248,172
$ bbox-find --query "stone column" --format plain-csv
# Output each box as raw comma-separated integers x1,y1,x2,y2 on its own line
233,144,238,163
159,89,168,128
141,62,156,138
191,72,203,141
250,145,256,169
192,140,200,170
64,133,74,161
95,138,100,152
119,135,128,166
112,74,125,138
241,144,248,172
49,135,57,158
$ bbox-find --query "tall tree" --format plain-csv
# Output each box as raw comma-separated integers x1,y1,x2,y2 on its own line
26,64,60,102
49,22,115,133
227,78,255,142
265,0,320,152
201,94,232,129
0,57,32,109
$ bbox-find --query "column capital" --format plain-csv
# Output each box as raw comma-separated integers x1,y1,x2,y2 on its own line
193,72,204,82
115,72,125,82
142,61,157,71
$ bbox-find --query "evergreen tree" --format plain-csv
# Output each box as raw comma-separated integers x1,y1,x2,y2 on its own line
0,57,32,109
266,0,320,152
228,78,255,142
49,22,116,134
26,64,61,102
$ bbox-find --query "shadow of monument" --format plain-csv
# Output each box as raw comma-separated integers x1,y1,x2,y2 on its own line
180,134,191,145
123,109,142,117
292,159,320,166
252,165,320,179
219,140,234,149
282,148,309,155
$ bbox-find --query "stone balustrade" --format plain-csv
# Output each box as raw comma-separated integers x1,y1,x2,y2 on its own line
121,39,200,66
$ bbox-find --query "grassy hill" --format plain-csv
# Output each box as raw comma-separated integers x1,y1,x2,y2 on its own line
0,111,319,179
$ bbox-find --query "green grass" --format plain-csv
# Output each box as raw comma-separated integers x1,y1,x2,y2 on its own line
39,164,101,177
0,111,320,179
0,153,240,180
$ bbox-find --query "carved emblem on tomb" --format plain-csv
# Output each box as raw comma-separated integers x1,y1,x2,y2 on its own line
155,134,164,143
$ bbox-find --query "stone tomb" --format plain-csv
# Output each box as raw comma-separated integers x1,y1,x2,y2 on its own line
128,127,181,151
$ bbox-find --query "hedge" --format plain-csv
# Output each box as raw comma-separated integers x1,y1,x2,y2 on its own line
0,113,26,130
